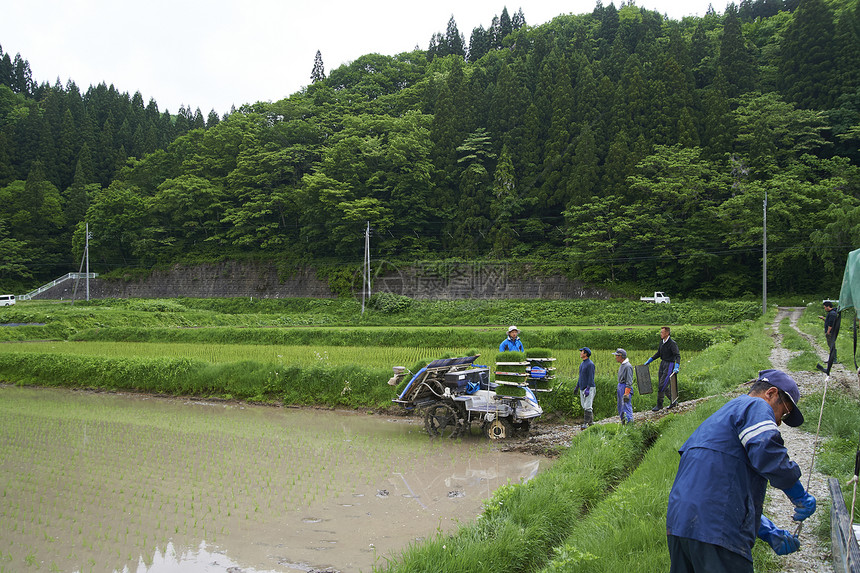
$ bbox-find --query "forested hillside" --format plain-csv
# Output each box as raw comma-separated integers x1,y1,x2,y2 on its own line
0,47,223,288
1,0,859,297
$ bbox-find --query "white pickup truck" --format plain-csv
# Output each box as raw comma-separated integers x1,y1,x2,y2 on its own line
640,291,670,304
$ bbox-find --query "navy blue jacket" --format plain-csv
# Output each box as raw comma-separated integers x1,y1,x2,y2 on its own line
666,394,801,561
577,358,595,391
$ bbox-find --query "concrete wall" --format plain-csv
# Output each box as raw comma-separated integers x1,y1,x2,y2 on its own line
33,261,609,300
35,262,333,300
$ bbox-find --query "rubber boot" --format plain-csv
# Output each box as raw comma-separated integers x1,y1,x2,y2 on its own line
651,393,664,412
581,409,593,429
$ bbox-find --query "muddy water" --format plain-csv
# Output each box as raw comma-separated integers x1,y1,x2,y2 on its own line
0,387,548,572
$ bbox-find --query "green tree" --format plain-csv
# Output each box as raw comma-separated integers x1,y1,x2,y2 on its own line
0,220,33,285
84,181,146,267
311,50,326,83
778,0,837,108
489,145,520,256
453,128,496,254
732,91,827,175
719,4,757,97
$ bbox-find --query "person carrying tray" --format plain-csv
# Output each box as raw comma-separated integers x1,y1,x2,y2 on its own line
645,326,680,411
613,348,634,424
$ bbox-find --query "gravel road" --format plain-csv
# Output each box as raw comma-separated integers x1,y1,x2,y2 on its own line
765,307,838,572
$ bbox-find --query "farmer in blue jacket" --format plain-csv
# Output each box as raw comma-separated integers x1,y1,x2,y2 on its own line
666,369,816,573
576,347,595,429
499,326,524,352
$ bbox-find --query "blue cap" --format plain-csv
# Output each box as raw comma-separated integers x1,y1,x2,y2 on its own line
579,347,591,356
757,369,804,427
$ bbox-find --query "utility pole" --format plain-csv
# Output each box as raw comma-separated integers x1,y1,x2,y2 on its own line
361,222,370,315
85,222,91,301
763,189,767,316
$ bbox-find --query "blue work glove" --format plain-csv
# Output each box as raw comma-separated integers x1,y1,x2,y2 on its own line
644,358,653,366
583,387,590,397
673,363,680,374
758,516,800,555
783,481,817,521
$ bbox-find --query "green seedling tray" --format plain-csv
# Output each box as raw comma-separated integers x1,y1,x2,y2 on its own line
494,384,527,398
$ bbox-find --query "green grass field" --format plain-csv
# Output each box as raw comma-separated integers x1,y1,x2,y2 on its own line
0,340,693,376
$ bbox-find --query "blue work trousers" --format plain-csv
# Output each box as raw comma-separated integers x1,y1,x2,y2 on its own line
616,382,633,423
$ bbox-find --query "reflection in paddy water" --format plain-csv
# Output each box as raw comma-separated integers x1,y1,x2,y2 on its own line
0,386,549,572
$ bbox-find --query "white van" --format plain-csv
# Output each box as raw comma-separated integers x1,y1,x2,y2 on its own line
0,295,16,306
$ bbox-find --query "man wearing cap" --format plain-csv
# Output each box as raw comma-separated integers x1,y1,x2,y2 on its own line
645,326,681,411
576,347,596,429
499,326,524,352
666,369,816,573
817,301,838,373
613,349,634,424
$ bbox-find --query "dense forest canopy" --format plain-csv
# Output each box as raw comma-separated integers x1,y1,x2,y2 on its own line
1,0,858,297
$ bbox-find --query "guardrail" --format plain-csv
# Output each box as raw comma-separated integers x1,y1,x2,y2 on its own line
17,272,99,301
830,477,860,572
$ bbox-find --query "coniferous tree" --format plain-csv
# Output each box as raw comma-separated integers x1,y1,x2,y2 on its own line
719,4,757,97
74,142,95,185
512,8,526,30
95,115,115,186
499,7,513,41
191,108,205,130
832,0,860,98
206,109,220,128
778,0,838,109
0,132,13,186
311,50,326,83
57,109,77,190
0,48,11,86
468,26,491,62
427,32,442,59
444,16,466,59
175,106,190,136
566,124,598,205
11,54,32,95
489,144,519,256
489,16,502,49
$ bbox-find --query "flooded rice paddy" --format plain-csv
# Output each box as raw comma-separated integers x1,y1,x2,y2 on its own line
0,387,547,572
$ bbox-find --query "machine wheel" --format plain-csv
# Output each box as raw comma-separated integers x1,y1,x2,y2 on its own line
513,419,531,436
483,417,514,440
424,401,466,439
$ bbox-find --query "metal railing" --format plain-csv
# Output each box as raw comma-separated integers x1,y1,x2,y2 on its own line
17,272,99,301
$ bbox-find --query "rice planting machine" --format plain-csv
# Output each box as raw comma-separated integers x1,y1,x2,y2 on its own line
389,354,556,440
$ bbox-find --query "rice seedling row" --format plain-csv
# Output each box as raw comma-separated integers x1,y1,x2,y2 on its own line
0,386,543,572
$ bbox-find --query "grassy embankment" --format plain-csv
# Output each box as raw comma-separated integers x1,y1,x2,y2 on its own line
779,316,821,372
380,310,788,572
0,297,761,335
0,299,756,416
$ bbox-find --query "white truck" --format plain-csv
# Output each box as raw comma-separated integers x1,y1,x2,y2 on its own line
640,291,670,304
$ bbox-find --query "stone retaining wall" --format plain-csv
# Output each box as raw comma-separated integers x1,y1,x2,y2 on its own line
32,261,609,300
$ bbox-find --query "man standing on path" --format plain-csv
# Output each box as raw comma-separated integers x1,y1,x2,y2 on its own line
666,369,816,572
577,347,595,429
613,348,634,424
499,326,524,352
645,326,680,411
817,301,838,373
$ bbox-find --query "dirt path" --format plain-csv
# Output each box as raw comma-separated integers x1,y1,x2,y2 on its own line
764,306,845,572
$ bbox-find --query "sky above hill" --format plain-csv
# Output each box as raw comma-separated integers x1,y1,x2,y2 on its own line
1,0,720,117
